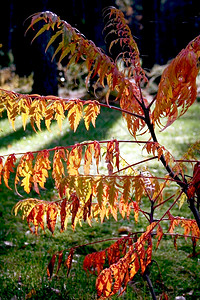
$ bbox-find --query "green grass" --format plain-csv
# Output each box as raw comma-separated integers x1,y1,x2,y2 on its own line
0,101,200,299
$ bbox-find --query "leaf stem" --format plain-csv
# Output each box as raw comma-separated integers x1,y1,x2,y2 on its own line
112,156,158,175
154,193,176,209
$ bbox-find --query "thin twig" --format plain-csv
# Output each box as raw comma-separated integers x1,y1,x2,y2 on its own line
147,95,157,110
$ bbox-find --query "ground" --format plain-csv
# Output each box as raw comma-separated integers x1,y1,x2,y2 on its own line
0,65,200,299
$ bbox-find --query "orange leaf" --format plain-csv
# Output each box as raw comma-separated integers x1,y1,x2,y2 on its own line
120,176,132,204
120,83,147,138
65,248,75,277
83,250,106,275
106,176,119,208
54,100,65,130
26,203,44,235
188,162,200,199
3,154,16,189
119,197,132,220
96,268,112,298
52,149,68,189
156,224,164,249
134,175,145,203
47,202,58,234
167,213,200,239
129,252,140,278
153,35,200,129
145,236,153,267
105,141,115,175
33,150,51,193
132,201,139,222
106,238,127,265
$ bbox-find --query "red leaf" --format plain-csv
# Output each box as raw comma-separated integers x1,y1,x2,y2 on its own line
0,157,3,185
83,194,92,221
60,198,67,232
189,162,200,198
55,252,63,275
47,254,56,278
70,193,80,230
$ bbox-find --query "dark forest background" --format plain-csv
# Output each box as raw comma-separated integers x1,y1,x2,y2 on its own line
0,0,200,95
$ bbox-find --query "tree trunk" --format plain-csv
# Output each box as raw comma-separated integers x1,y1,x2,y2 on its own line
141,0,161,69
9,0,58,95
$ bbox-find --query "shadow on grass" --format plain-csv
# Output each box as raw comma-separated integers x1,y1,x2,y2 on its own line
0,123,34,149
37,105,125,150
1,103,200,299
0,105,124,152
0,105,124,235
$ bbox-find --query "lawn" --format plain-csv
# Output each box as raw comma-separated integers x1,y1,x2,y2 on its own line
0,90,200,299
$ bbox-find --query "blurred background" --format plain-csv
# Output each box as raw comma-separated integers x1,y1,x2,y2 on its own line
0,0,200,96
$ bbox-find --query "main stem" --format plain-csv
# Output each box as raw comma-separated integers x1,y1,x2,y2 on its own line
144,271,157,300
142,104,200,229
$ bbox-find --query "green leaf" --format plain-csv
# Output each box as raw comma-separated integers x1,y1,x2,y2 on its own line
45,30,62,52
31,24,51,43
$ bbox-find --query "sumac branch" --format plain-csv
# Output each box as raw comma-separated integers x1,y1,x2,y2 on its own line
0,6,200,299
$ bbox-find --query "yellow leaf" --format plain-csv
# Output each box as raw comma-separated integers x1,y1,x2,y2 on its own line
66,101,83,132
84,144,94,175
54,101,65,130
13,198,40,220
134,175,145,203
15,153,34,194
75,176,93,203
21,172,32,194
33,150,51,193
83,102,100,130
52,149,68,189
178,192,187,209
67,145,82,175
